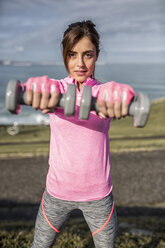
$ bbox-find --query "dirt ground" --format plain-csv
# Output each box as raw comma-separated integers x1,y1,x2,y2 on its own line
0,150,165,221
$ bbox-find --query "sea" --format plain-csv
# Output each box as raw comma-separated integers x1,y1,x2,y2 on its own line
0,63,165,125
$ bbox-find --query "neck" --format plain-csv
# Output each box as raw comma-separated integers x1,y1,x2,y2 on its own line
77,81,83,91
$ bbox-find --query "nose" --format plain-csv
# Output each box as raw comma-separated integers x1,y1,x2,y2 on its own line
77,55,85,68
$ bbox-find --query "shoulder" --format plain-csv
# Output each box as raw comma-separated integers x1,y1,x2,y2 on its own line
92,78,102,85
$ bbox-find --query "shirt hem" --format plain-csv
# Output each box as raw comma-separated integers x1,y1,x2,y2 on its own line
46,185,113,202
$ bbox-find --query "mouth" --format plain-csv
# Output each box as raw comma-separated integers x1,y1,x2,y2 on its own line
75,70,87,76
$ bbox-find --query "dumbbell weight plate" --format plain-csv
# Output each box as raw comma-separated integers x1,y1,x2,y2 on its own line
128,93,150,127
62,84,76,116
6,79,22,114
79,86,92,119
79,86,99,120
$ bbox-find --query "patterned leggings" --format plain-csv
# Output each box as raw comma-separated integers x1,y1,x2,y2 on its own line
31,189,117,248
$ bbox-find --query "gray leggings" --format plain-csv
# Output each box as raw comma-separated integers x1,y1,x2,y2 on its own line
31,189,117,248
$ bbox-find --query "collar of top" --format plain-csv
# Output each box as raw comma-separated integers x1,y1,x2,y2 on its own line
64,75,98,86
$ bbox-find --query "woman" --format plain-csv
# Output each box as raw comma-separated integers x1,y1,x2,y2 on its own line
25,20,135,248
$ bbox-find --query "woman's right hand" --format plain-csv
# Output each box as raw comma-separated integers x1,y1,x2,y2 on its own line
24,76,61,114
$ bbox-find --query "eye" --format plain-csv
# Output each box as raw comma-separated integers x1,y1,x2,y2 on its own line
68,52,76,58
85,52,94,58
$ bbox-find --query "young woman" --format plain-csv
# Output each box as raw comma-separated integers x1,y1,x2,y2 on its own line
25,20,135,248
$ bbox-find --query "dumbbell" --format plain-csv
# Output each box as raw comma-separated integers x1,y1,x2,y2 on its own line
6,80,76,116
79,86,150,127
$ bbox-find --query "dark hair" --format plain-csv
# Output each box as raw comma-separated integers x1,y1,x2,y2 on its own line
62,20,100,71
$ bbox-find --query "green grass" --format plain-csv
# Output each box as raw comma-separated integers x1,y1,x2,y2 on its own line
0,99,165,156
110,98,165,137
0,142,49,157
0,125,50,143
0,125,50,157
109,98,165,151
0,217,165,248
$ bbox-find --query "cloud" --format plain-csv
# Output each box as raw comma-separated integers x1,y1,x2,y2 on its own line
15,46,24,52
0,0,164,62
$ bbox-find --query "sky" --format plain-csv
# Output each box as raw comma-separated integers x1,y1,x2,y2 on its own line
0,0,165,63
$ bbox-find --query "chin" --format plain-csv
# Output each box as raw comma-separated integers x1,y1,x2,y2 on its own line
74,75,90,83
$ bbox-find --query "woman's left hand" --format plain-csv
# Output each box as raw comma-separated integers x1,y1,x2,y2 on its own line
97,81,135,119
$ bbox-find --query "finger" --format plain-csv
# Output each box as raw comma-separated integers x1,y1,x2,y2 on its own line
32,92,41,109
97,100,108,117
26,90,33,105
42,108,55,114
106,101,115,118
114,101,122,119
40,92,50,110
121,90,130,116
122,101,129,116
48,92,60,109
98,112,107,119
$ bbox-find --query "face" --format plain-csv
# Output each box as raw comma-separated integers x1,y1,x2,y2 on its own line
67,36,98,84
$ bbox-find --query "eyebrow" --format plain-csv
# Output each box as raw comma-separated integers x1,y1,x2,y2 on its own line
69,49,95,53
84,50,95,53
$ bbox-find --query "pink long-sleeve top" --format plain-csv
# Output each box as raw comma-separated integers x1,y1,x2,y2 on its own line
46,76,113,201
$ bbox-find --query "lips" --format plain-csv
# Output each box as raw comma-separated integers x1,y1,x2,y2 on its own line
75,70,87,76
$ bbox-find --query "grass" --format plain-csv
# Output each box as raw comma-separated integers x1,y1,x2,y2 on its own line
0,125,50,157
0,125,50,143
0,217,165,248
0,98,165,157
109,98,165,151
110,98,165,138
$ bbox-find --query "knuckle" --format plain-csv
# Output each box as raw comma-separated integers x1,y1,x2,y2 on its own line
28,77,34,83
42,75,48,80
41,75,49,83
50,82,60,93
